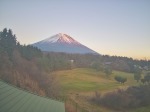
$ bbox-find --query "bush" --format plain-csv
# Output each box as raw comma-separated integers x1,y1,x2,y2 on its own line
91,84,150,110
114,76,127,84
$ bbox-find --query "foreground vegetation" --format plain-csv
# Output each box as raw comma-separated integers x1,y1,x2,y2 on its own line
92,84,150,111
54,68,150,112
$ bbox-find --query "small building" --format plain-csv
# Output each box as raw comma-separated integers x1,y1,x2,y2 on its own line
69,59,74,63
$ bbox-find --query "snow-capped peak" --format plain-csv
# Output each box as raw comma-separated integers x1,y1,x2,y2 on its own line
40,33,81,45
32,33,99,54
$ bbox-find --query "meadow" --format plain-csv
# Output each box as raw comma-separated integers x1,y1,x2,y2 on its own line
55,68,136,92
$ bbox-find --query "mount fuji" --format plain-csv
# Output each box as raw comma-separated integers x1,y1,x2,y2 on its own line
32,33,99,54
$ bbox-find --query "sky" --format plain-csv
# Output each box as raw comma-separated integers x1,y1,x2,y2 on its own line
0,0,150,60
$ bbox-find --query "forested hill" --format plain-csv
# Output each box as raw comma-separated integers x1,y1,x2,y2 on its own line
0,28,71,98
0,29,44,95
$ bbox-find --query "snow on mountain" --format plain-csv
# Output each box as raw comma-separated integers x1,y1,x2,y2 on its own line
32,33,99,54
41,34,60,43
40,33,80,45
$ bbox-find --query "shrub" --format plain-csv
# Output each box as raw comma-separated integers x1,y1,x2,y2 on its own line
91,84,150,110
114,76,127,84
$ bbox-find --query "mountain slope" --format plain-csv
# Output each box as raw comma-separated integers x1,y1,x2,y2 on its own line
32,33,99,54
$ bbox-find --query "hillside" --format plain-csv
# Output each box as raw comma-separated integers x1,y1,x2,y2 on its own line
54,68,150,112
53,68,136,112
0,28,66,98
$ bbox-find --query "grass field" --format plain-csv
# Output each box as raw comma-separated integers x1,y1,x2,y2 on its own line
53,68,146,112
54,68,137,93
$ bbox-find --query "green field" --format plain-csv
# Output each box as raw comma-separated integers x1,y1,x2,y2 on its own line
55,68,137,93
54,68,144,112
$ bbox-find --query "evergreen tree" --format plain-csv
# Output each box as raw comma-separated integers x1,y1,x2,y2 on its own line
0,28,17,60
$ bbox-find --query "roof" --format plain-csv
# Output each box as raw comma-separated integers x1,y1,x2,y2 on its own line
0,80,65,112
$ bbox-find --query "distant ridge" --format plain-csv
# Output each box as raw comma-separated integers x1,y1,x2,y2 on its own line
32,33,99,54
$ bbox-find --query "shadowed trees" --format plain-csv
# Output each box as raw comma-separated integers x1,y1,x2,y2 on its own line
141,72,150,84
91,84,150,110
0,28,17,60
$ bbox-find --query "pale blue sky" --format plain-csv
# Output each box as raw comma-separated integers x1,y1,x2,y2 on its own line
0,0,150,59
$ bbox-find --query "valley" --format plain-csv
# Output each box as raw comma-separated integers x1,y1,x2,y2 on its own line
0,28,150,112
